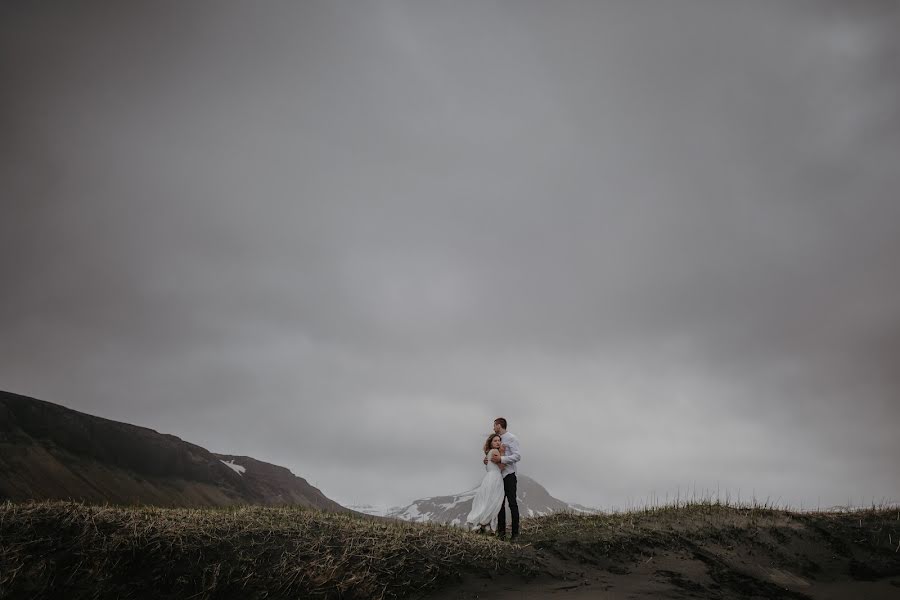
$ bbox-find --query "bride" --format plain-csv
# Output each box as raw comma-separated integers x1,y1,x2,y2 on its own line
466,433,506,532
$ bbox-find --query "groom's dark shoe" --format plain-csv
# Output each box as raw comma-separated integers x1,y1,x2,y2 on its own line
509,534,520,543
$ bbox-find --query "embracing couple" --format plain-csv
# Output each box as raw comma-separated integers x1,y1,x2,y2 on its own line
465,417,521,542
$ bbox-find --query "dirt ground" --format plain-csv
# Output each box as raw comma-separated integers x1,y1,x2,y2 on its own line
425,509,900,600
425,549,900,600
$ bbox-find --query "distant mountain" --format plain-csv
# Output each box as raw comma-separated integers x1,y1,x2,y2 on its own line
347,503,394,517
0,390,346,511
382,475,599,526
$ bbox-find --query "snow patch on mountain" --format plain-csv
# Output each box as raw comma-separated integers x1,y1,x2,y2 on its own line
220,459,246,475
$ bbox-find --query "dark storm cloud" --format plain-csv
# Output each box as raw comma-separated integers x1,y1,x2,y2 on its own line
1,1,898,507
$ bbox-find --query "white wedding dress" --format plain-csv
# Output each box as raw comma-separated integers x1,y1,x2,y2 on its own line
466,451,506,530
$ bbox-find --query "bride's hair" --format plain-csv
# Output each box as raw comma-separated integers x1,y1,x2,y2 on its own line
483,433,502,454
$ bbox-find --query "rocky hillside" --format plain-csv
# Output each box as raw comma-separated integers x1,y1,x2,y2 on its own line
0,390,345,510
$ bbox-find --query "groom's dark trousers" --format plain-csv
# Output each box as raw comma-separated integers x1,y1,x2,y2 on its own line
496,473,519,537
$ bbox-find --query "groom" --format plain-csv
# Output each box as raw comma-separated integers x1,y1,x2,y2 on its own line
485,417,521,541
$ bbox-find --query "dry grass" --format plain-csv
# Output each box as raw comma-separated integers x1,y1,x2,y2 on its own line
0,501,539,600
2,500,899,599
525,500,900,554
522,501,900,594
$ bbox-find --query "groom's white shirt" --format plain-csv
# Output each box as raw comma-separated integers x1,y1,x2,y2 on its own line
499,431,521,477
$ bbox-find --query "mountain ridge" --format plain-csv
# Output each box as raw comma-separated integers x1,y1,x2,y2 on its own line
352,474,599,526
0,390,346,511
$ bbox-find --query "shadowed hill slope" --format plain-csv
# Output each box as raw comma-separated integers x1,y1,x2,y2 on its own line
0,390,344,510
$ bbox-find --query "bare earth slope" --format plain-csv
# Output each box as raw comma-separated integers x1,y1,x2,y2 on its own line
0,390,344,510
431,505,900,600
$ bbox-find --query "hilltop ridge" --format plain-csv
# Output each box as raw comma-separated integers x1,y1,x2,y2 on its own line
0,390,345,510
2,501,899,599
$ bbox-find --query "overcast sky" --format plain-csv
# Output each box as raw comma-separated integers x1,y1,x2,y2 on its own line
2,1,898,510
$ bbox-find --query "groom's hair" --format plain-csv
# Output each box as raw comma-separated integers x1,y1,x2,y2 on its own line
494,417,507,429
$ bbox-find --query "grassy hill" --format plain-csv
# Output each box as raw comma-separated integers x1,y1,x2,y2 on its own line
2,500,899,599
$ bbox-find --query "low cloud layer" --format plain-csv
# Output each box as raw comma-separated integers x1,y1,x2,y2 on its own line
2,1,898,508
